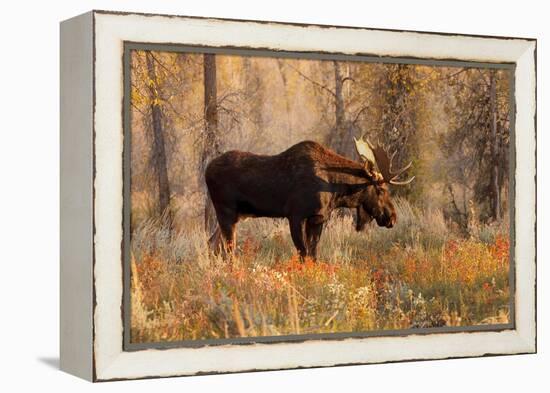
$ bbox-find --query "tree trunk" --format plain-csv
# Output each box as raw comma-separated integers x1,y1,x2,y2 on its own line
276,59,293,145
489,70,501,221
145,52,171,220
243,57,264,140
202,53,220,235
333,61,346,154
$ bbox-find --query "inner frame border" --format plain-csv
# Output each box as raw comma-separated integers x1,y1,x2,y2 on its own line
122,41,517,352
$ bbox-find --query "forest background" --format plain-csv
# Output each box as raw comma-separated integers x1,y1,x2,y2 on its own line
129,49,512,343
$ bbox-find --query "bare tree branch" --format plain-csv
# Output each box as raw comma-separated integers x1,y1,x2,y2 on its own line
285,63,337,99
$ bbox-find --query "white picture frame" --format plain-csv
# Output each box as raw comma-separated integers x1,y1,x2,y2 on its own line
60,10,536,381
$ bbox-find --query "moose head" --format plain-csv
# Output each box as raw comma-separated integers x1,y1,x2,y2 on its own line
353,136,415,230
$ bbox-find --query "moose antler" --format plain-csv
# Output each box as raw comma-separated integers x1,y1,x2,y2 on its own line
353,135,415,186
353,136,376,166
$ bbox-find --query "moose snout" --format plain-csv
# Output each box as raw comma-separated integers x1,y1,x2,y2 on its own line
385,210,396,228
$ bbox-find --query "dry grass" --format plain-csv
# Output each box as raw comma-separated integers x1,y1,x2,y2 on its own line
130,198,510,343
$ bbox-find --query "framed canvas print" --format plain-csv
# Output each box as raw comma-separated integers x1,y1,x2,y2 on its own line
60,10,537,381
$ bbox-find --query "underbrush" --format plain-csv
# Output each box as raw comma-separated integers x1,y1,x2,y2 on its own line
130,198,510,343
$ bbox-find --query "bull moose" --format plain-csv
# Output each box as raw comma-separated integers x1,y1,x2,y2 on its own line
205,137,414,259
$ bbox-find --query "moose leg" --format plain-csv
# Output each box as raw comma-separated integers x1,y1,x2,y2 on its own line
289,216,307,259
305,216,324,260
214,207,238,254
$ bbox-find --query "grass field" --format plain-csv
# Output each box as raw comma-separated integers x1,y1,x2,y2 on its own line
129,198,510,343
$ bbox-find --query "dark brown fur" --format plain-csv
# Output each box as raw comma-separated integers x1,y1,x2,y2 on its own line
205,141,396,259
